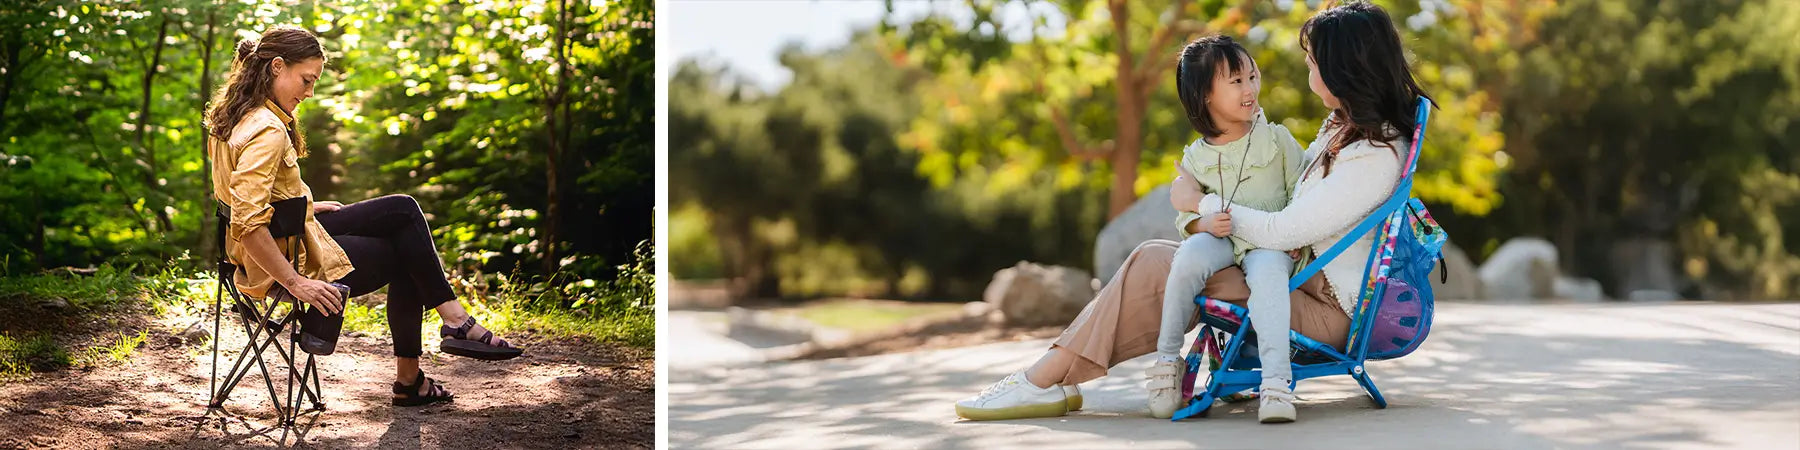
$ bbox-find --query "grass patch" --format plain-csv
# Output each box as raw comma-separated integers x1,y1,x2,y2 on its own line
450,282,655,349
341,301,391,336
490,302,655,349
0,264,145,310
771,299,966,333
0,333,73,380
77,330,147,367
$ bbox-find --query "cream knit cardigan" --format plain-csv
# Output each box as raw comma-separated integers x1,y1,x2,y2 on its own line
1198,118,1405,315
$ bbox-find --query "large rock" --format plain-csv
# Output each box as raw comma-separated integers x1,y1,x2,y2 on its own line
180,320,212,344
1431,242,1484,300
982,262,1097,327
1610,238,1685,300
1094,186,1184,284
1478,238,1560,300
1554,277,1606,302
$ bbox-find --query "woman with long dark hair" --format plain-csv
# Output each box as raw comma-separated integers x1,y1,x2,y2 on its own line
954,1,1430,423
205,25,522,408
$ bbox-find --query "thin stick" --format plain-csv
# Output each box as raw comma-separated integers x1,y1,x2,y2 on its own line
1216,151,1227,210
1220,121,1256,212
1229,123,1255,207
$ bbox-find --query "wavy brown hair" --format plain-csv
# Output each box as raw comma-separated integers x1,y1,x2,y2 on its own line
203,25,325,156
1300,1,1431,177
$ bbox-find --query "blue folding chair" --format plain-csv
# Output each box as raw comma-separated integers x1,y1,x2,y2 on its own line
1173,97,1447,420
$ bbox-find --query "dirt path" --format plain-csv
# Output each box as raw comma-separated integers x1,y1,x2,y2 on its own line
0,307,653,449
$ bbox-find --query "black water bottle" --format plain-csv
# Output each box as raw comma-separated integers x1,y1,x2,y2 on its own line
294,282,350,356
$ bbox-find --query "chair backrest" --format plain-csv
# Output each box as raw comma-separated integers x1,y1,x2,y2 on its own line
1343,97,1447,360
1285,96,1445,361
214,200,232,266
213,197,309,292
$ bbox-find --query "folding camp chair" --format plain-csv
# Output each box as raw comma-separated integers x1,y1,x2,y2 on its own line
1172,97,1447,420
205,197,336,426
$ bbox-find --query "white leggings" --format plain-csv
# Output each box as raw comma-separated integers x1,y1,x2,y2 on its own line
1155,234,1295,389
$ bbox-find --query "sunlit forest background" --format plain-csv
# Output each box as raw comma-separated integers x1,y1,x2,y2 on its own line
670,0,1799,302
1,0,653,332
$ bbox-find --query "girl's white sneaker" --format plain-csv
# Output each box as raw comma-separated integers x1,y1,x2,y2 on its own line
1258,386,1297,423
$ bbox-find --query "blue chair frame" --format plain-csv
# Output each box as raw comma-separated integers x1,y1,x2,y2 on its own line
1172,97,1434,420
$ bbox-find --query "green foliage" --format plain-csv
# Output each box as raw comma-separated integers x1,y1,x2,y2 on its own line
572,238,655,312
0,0,654,310
1469,0,1800,298
453,263,654,348
777,299,964,333
341,301,391,337
671,32,1102,299
491,301,654,348
0,264,144,310
77,330,146,367
0,333,71,379
668,204,723,279
673,0,1799,300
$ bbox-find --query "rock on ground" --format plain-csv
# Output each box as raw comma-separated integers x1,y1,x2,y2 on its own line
983,262,1095,327
1478,237,1560,300
1432,242,1484,300
1094,186,1183,284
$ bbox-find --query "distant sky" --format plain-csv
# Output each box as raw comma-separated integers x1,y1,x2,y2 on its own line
663,0,1064,90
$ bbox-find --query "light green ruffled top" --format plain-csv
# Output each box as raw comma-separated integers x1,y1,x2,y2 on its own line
1174,113,1306,263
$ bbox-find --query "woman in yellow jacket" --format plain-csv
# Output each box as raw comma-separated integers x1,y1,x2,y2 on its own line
204,25,520,407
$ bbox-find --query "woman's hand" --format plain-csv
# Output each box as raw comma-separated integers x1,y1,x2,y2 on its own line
313,200,344,214
283,277,344,316
1199,212,1234,238
1171,165,1206,213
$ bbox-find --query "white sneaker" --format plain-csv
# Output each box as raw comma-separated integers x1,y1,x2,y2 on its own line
1145,359,1185,419
1063,384,1083,411
1258,386,1297,423
955,372,1068,421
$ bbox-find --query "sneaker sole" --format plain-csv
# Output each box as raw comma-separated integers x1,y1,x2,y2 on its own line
1148,392,1183,419
955,401,1068,421
1066,394,1082,412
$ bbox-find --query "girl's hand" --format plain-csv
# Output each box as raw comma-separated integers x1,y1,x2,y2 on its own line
313,200,344,214
1200,212,1234,238
1171,165,1206,213
1198,193,1226,215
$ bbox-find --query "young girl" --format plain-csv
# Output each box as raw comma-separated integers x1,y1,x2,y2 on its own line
1144,35,1306,421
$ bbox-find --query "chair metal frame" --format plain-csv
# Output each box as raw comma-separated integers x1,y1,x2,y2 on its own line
204,200,326,427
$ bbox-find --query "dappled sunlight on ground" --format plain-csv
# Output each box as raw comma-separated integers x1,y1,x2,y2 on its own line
670,302,1800,449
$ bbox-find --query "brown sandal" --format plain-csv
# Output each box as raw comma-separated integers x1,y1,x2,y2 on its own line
392,370,453,407
439,317,522,361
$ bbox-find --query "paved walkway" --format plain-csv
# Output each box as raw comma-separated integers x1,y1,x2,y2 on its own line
669,302,1800,449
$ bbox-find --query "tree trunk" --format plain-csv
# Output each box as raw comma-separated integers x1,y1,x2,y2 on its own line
0,41,19,133
299,9,348,203
715,217,777,301
198,8,219,264
540,0,570,273
300,115,338,199
138,16,173,234
1103,0,1146,219
1110,82,1145,219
